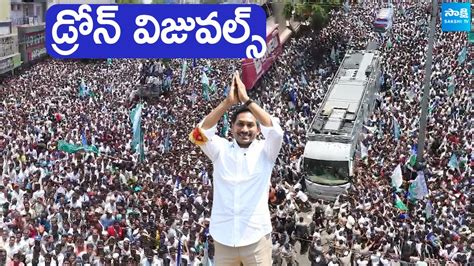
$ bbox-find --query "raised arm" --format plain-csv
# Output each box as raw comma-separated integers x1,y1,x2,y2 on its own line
201,74,239,129
201,99,233,130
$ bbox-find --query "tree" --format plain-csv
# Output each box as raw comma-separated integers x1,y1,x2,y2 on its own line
284,2,294,19
294,2,312,21
310,4,328,31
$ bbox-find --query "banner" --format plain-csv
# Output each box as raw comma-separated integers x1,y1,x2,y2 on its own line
0,58,14,74
23,29,46,62
241,24,282,90
45,4,267,59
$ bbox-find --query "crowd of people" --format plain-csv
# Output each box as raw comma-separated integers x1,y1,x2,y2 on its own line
0,0,471,265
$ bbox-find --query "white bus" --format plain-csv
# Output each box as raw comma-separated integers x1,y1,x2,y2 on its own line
303,50,381,201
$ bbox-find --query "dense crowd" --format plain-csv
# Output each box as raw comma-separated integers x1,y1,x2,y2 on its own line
0,0,472,265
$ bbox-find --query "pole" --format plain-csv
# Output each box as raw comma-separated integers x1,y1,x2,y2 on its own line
416,0,437,170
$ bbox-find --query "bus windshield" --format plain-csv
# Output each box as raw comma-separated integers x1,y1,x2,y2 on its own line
304,158,350,186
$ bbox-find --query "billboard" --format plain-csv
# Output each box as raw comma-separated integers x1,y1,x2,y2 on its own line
18,25,47,64
0,57,14,74
241,24,282,90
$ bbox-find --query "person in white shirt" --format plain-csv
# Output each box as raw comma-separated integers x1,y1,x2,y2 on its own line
328,255,340,266
4,236,19,263
356,255,369,266
191,72,283,265
379,254,391,266
339,250,351,266
370,251,381,266
295,188,310,209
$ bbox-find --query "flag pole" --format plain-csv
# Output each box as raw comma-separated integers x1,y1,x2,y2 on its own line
416,0,437,170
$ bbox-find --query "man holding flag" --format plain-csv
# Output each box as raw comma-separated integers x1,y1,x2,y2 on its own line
189,72,284,265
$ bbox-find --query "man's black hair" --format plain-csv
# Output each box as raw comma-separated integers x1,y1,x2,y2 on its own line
230,106,259,128
230,106,252,124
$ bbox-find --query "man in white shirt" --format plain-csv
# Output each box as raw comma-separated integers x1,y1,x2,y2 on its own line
191,72,283,265
4,236,19,263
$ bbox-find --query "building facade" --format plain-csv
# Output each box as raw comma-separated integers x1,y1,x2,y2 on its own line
0,0,22,75
10,0,45,28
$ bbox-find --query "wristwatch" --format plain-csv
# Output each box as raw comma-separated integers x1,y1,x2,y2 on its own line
244,99,253,107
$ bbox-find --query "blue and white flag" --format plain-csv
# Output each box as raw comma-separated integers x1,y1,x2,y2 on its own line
301,73,308,87
209,80,217,94
176,238,182,266
180,60,187,85
393,117,401,140
81,130,88,148
330,46,336,62
391,164,403,189
343,1,350,13
223,86,230,97
447,75,456,96
360,142,368,160
425,200,433,219
457,46,467,64
200,168,209,185
428,99,438,115
79,78,87,97
202,72,210,101
202,239,213,266
408,171,429,200
164,131,171,152
221,112,229,137
448,153,459,169
129,103,143,153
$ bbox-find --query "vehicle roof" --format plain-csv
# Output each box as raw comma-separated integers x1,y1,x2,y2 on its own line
303,141,352,160
309,51,377,138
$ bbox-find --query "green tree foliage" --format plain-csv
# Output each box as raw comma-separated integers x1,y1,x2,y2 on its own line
294,2,313,21
284,2,294,19
310,4,328,31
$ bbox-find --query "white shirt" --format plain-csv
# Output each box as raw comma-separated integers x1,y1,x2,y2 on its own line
198,116,283,247
380,257,390,266
370,254,380,265
346,215,355,229
296,190,308,202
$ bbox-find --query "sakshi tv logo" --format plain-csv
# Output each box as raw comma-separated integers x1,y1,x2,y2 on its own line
441,2,471,32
